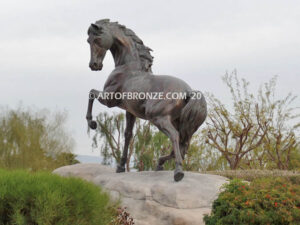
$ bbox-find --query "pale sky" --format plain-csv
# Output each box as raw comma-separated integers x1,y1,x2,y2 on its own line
0,0,299,156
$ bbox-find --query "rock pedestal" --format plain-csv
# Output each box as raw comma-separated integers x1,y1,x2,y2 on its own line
53,163,227,225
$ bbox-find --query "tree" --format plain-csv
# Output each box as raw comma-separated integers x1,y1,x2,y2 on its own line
204,72,300,170
205,71,269,169
91,112,168,171
0,106,76,171
184,131,229,171
92,112,125,166
55,152,80,167
257,77,299,170
132,120,152,171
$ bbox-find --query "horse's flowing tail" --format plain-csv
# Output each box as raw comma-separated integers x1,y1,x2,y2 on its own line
179,91,207,142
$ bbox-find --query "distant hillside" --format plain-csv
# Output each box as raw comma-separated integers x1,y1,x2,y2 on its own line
76,155,101,164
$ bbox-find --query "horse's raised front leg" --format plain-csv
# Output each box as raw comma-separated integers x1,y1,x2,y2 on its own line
152,116,184,182
86,89,107,130
116,112,136,173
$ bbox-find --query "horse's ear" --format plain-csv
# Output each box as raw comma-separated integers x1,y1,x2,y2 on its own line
91,23,101,31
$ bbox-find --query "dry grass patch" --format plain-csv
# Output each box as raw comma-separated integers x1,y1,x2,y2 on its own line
204,170,300,184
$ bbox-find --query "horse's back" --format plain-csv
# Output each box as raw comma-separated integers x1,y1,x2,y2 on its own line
149,74,192,92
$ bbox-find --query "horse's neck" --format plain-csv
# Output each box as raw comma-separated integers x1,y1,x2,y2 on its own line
110,36,142,70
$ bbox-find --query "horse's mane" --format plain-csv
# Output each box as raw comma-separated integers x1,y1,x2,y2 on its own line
95,19,154,72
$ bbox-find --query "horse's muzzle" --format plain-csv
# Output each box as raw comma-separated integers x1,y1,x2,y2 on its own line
89,62,103,71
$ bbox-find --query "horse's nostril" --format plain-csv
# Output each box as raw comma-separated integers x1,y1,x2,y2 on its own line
89,62,97,68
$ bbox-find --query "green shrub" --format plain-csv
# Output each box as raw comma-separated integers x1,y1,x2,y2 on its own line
204,178,300,225
0,170,116,225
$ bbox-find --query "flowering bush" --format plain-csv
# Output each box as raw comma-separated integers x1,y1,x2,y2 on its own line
110,207,134,225
204,178,300,225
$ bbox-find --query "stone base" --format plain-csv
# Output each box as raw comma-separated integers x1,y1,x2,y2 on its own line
53,163,228,225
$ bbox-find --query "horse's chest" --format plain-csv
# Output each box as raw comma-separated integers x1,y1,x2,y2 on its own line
103,73,124,92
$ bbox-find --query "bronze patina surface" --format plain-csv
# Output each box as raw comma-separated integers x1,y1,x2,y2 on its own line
86,19,207,181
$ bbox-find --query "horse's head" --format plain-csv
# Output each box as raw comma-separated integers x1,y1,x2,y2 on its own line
87,23,113,71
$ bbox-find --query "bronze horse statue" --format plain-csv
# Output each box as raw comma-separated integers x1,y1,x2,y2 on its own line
86,19,207,181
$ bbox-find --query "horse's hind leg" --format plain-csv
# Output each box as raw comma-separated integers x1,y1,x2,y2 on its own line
156,145,191,172
116,112,136,173
156,150,174,171
179,137,191,160
156,138,190,171
151,116,184,182
156,118,179,171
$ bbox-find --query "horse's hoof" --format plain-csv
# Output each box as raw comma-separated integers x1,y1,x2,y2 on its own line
156,165,164,171
174,170,184,182
116,165,125,173
89,120,97,130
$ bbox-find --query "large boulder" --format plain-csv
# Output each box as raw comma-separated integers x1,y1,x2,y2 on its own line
53,163,228,225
